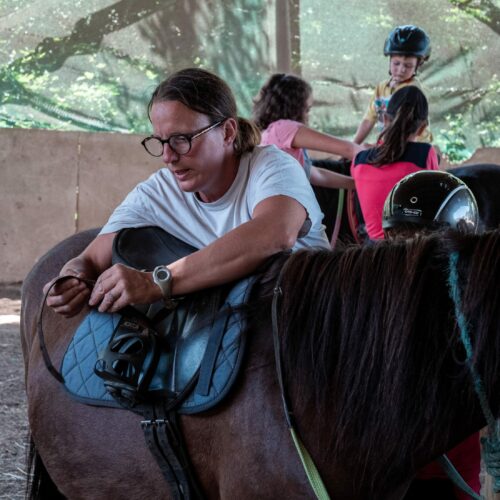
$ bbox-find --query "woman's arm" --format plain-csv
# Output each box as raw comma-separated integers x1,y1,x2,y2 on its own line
292,125,363,160
353,119,374,145
88,195,308,313
44,232,116,317
309,166,354,190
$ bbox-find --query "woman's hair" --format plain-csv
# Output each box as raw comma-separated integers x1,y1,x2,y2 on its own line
252,73,312,130
370,86,429,166
148,68,260,155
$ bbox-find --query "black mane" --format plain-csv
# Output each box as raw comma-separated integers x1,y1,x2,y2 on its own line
265,230,500,496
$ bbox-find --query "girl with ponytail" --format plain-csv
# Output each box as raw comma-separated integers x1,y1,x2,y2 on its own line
351,85,439,240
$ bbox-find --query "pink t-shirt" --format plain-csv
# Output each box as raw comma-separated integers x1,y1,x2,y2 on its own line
260,119,305,166
351,143,439,240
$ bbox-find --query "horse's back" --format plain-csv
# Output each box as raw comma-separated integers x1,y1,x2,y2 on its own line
20,228,99,370
449,163,500,230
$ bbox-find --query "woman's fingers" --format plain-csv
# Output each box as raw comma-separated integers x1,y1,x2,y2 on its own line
52,286,91,318
89,273,115,307
97,289,123,313
46,280,88,308
90,264,158,311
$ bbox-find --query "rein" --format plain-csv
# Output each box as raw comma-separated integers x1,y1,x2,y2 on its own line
37,275,96,383
447,251,500,498
329,188,345,249
271,258,330,500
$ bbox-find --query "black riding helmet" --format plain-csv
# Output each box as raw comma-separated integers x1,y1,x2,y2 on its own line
383,170,478,233
384,25,431,60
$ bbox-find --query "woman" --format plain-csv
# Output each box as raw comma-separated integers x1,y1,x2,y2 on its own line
44,68,329,316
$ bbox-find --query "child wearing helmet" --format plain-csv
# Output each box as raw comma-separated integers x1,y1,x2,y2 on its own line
381,169,481,500
353,25,432,145
382,170,479,239
351,85,439,240
253,73,364,190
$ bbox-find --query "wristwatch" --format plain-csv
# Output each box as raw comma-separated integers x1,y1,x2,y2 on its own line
152,265,176,308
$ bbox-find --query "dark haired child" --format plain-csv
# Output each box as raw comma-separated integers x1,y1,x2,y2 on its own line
351,85,439,240
253,73,363,191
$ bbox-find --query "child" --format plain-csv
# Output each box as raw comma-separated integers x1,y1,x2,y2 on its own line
353,25,432,145
382,170,479,239
382,170,481,500
253,73,363,191
351,85,439,240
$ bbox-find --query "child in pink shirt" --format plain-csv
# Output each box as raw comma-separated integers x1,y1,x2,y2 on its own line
253,73,363,190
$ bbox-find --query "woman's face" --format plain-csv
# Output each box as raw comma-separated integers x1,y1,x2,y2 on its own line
389,55,419,83
150,100,237,203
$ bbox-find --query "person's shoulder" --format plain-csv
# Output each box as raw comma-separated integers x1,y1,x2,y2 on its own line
265,119,303,133
401,142,433,167
399,77,429,94
374,79,391,94
353,147,379,166
246,146,303,181
406,141,432,153
249,144,298,164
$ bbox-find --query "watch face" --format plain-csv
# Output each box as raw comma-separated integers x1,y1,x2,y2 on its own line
156,269,169,281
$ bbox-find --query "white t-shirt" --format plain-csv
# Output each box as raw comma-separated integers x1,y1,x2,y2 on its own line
100,145,329,250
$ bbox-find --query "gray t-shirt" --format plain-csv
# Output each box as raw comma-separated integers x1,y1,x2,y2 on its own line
100,145,329,250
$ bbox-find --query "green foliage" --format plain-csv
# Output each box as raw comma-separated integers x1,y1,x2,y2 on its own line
436,114,473,163
448,0,492,23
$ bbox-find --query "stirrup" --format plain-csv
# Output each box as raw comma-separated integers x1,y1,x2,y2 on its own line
95,315,161,406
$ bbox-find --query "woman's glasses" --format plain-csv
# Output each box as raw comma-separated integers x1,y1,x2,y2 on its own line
141,120,224,157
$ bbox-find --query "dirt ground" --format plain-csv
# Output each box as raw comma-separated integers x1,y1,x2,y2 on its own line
0,284,27,499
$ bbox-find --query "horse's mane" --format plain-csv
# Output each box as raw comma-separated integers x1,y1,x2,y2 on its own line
270,230,500,495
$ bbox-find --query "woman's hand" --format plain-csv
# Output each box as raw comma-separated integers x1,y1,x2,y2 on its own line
89,264,163,313
43,267,93,318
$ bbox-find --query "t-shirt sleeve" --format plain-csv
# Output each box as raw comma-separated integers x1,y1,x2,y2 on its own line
245,146,328,249
247,146,311,210
99,173,161,234
363,83,384,123
426,146,439,170
260,119,302,149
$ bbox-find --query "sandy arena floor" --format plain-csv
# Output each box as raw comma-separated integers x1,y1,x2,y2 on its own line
0,284,27,499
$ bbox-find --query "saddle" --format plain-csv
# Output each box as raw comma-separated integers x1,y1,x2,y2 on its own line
41,226,254,500
59,227,253,414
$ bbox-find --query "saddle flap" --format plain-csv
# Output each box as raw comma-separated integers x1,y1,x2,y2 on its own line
112,226,198,271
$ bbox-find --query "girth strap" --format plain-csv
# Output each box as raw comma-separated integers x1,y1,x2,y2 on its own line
141,402,205,500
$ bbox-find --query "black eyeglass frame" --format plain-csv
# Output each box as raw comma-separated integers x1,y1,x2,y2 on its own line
141,119,225,157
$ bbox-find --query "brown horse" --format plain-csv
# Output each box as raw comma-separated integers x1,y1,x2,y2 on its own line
21,228,500,499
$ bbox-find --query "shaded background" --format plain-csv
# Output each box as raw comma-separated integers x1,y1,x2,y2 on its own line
0,0,499,162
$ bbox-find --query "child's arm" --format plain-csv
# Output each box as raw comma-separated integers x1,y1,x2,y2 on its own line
291,125,363,160
353,119,374,144
309,166,355,190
